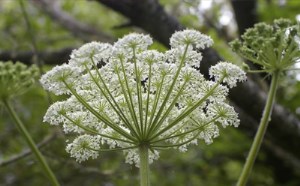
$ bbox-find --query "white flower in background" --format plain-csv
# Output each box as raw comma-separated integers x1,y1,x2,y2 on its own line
209,62,247,88
41,29,246,166
170,29,213,49
66,135,101,163
69,42,113,70
40,64,81,95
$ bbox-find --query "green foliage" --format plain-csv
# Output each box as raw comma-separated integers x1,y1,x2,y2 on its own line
0,0,300,185
258,0,300,22
0,0,77,51
0,0,129,52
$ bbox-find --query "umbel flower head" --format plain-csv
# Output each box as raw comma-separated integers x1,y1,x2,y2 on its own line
230,18,300,74
41,29,246,165
0,61,39,102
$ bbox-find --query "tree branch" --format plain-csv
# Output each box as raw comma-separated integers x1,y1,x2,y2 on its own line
0,48,73,65
31,0,114,42
97,0,184,47
0,132,57,167
231,0,258,35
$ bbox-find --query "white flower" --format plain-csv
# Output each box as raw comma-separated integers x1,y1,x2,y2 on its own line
63,111,100,134
207,102,240,127
66,135,101,163
209,62,247,88
198,124,219,144
43,101,68,125
114,33,152,55
170,29,213,49
124,149,159,167
197,81,229,103
40,64,81,95
69,42,112,70
137,50,165,65
41,30,245,166
166,47,203,68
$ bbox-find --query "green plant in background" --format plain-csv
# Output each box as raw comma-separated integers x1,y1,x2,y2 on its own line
41,29,246,186
230,19,300,186
0,61,60,186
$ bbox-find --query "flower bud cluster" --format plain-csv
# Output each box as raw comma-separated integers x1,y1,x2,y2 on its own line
41,29,246,165
0,61,39,101
230,19,300,74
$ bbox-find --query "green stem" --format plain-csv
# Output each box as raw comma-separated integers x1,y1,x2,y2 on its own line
3,99,59,186
132,48,144,137
86,62,140,140
18,0,44,72
147,80,187,137
237,71,280,186
148,44,190,134
119,56,141,134
62,113,134,144
62,80,136,142
149,78,223,141
139,145,150,186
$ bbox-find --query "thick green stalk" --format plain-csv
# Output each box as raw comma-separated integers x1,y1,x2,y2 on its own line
139,145,150,186
3,99,59,186
237,71,280,186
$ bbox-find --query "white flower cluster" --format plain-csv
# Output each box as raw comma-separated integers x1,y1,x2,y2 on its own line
170,29,213,49
66,135,101,163
41,29,246,166
209,62,247,88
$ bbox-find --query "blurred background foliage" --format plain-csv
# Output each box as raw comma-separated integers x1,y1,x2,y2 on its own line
0,0,300,185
